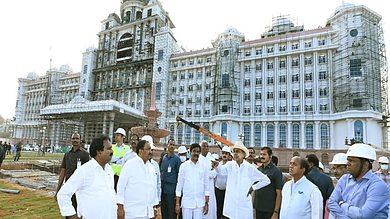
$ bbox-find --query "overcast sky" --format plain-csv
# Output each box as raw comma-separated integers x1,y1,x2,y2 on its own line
0,0,388,119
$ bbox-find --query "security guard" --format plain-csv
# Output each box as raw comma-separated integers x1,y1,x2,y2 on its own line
110,128,130,191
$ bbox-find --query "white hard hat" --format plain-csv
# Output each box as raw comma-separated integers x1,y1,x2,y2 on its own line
212,153,219,160
115,128,126,137
319,162,324,170
232,140,249,158
346,143,376,161
330,153,348,165
378,156,389,164
141,135,154,149
222,146,231,153
178,146,187,154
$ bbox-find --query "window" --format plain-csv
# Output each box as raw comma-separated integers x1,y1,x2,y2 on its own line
180,73,185,79
306,124,314,149
222,105,228,113
83,65,88,74
353,99,363,108
204,110,210,116
292,105,300,112
292,90,299,98
279,90,286,99
279,45,286,51
279,60,286,68
292,74,299,82
267,47,274,53
279,106,286,112
319,55,327,64
172,74,177,81
292,43,299,50
245,51,251,56
267,124,274,147
243,124,251,146
320,104,328,111
196,84,202,90
305,41,312,48
197,58,203,64
255,124,262,147
181,61,186,66
305,105,313,112
158,50,164,60
179,98,184,104
319,71,327,80
267,106,274,113
203,124,210,141
244,107,250,114
185,126,191,144
222,73,229,88
256,49,262,55
256,78,262,86
267,62,274,70
305,89,312,97
195,110,201,117
267,77,274,84
267,92,274,99
197,72,202,78
221,122,228,140
279,75,286,83
318,39,326,46
179,86,184,92
173,62,178,67
206,71,212,77
206,57,212,62
279,124,286,148
169,125,175,139
256,64,262,71
321,124,329,149
244,79,251,87
187,98,192,104
206,83,211,90
244,93,251,101
350,59,362,77
188,72,193,79
320,88,328,96
305,57,312,65
188,85,193,91
245,65,251,72
255,105,262,114
156,82,161,100
293,124,300,148
354,120,363,142
292,58,299,67
194,125,201,142
177,125,183,144
305,73,312,81
189,60,194,65
255,92,262,100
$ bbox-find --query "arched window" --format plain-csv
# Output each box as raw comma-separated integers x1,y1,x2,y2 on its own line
194,124,200,143
279,124,286,148
292,124,300,148
203,124,210,142
267,124,274,147
136,11,142,20
306,124,314,149
354,120,363,143
221,122,228,140
243,124,251,147
177,124,183,144
169,125,175,140
255,124,262,147
321,124,329,149
116,33,133,63
185,125,191,144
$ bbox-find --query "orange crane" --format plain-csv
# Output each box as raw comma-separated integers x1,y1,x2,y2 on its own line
176,116,234,148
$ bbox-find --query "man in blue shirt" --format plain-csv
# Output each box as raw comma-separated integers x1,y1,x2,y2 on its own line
328,143,389,218
160,139,182,219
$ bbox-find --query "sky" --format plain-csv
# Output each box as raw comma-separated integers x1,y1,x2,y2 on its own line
0,0,388,119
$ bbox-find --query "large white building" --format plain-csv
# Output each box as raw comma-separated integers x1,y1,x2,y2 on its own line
13,1,389,152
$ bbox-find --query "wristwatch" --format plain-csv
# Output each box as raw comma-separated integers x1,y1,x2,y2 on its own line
338,201,345,206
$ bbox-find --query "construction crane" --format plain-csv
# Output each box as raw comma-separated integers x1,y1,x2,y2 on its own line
176,116,234,148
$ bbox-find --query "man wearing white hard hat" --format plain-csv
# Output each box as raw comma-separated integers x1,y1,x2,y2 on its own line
213,140,270,219
111,128,130,191
215,146,231,219
178,146,188,163
328,143,389,218
375,156,390,201
329,153,348,180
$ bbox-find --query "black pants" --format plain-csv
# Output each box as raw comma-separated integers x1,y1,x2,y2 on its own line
161,193,176,219
114,175,119,192
256,210,273,219
215,187,228,219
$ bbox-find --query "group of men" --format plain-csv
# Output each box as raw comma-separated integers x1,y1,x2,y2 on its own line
0,141,22,167
54,128,390,219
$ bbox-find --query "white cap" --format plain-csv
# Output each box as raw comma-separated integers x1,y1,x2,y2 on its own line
232,140,249,158
378,156,389,164
178,146,187,154
115,128,126,137
330,153,348,165
346,143,376,161
222,146,231,153
141,135,154,149
319,162,324,170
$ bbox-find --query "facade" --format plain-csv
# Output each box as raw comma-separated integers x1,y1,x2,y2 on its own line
12,1,389,155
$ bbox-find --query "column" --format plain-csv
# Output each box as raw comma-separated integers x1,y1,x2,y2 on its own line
287,122,292,148
274,121,279,148
330,121,335,149
314,121,320,149
300,121,306,149
262,122,267,147
108,112,115,142
364,119,369,144
102,113,107,134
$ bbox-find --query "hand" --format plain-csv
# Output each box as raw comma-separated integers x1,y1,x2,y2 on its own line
203,203,209,215
271,212,278,219
175,204,181,214
211,160,219,169
247,187,253,197
117,204,125,219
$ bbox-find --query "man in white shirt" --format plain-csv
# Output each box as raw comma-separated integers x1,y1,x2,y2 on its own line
213,140,270,219
280,156,323,219
117,139,158,219
144,135,162,205
176,143,210,219
214,146,231,219
57,135,117,219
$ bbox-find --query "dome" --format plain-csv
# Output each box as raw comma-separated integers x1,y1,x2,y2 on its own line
26,72,39,80
59,65,73,73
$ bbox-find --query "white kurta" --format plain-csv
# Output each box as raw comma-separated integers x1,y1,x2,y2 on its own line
57,159,117,219
218,160,270,219
280,176,323,219
200,153,217,219
117,155,157,219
